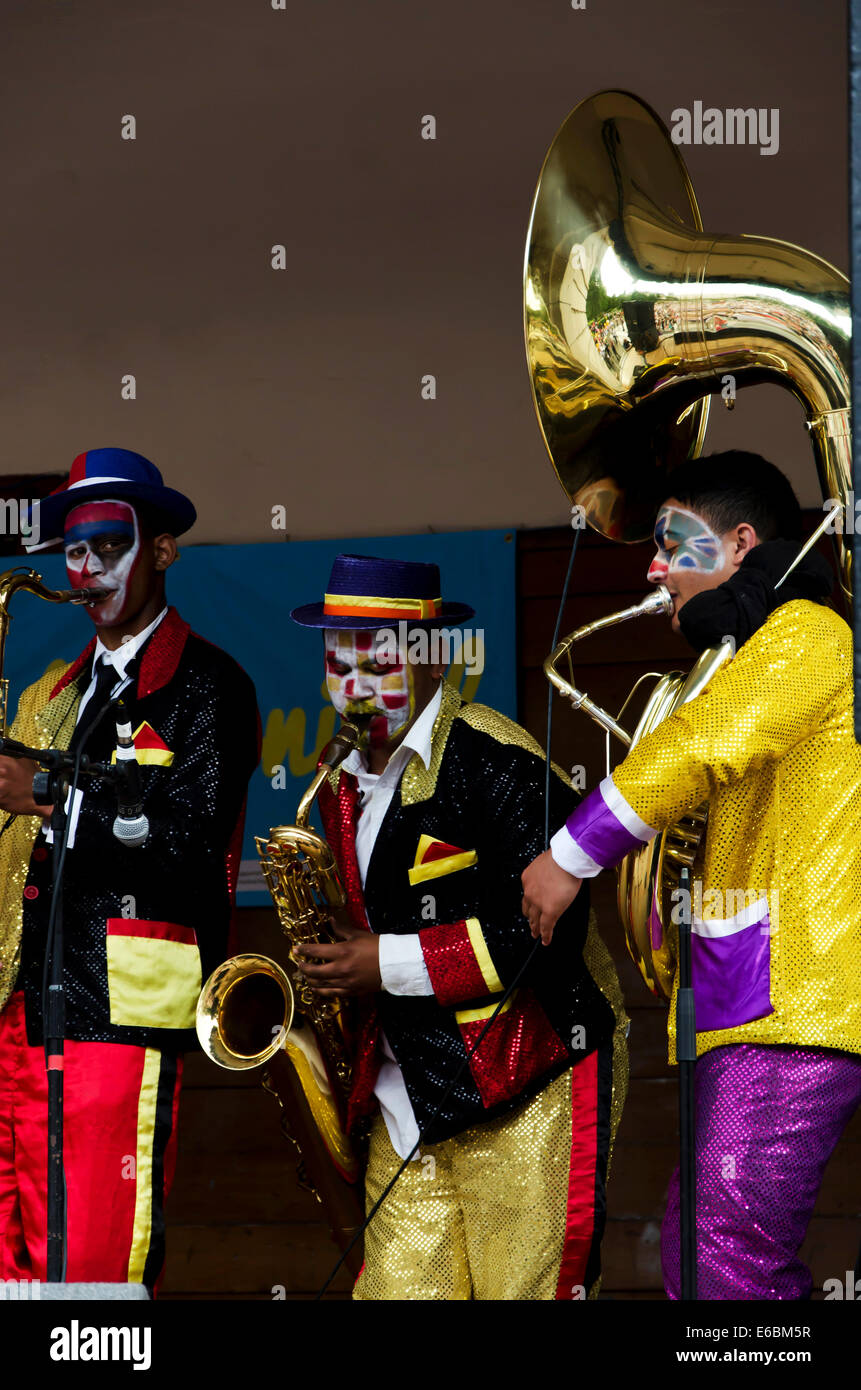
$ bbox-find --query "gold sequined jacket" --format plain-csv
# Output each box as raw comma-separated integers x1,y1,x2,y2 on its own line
0,662,69,1012
552,600,861,1062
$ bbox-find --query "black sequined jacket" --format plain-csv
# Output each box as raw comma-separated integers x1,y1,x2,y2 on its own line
18,607,260,1052
319,681,625,1144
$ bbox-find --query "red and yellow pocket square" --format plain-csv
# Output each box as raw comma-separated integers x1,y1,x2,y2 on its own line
408,833,477,886
110,721,174,768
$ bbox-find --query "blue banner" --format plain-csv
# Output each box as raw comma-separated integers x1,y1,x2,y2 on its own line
5,530,516,900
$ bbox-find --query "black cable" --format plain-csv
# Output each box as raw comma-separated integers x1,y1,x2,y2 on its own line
315,527,583,1297
544,526,582,847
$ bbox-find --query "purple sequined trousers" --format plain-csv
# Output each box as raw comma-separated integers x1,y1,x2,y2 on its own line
661,1044,861,1300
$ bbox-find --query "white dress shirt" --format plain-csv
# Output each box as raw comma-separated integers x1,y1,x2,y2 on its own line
342,683,441,1160
78,606,168,720
44,607,168,846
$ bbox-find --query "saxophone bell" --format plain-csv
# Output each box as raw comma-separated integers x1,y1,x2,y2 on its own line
196,953,294,1070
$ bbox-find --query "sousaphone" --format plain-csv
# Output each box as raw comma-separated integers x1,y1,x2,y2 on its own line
524,91,851,997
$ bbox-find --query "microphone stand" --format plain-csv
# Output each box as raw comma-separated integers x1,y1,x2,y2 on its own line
0,736,119,1282
676,863,697,1300
42,751,78,1283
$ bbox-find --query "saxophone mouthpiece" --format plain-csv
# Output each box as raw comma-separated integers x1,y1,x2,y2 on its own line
72,587,112,606
321,723,360,771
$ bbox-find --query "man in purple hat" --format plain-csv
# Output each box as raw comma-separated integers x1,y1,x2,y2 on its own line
291,553,628,1300
0,448,259,1293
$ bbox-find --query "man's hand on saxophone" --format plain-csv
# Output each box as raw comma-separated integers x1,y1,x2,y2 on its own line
294,911,382,997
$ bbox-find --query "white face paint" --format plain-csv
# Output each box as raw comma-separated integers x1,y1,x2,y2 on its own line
64,499,142,627
324,628,415,751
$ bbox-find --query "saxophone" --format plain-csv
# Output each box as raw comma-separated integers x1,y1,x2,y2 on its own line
0,567,111,734
196,723,364,1270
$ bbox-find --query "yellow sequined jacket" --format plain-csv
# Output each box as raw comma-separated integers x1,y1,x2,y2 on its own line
552,600,861,1062
0,661,71,1012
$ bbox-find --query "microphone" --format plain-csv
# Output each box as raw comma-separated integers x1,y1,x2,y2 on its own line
112,695,149,848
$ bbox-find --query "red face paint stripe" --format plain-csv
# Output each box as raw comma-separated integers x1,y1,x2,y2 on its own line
65,501,136,528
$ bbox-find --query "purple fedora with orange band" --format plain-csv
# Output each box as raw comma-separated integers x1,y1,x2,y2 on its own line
290,554,474,630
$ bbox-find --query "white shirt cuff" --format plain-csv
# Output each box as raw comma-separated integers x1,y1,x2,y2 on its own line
378,933,434,996
549,823,603,879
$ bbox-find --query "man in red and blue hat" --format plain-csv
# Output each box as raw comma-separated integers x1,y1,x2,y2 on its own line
291,553,628,1300
0,448,259,1293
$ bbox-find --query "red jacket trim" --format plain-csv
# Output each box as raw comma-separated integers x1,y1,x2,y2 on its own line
421,920,492,1007
49,606,191,701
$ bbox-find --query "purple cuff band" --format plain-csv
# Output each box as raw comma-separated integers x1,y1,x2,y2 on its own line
564,784,645,869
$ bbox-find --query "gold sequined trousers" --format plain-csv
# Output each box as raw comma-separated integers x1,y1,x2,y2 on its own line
354,1027,628,1301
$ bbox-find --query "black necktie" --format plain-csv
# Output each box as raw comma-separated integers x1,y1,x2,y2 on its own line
68,658,118,754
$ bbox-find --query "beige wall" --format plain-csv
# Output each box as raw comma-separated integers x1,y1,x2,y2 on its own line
2,0,847,543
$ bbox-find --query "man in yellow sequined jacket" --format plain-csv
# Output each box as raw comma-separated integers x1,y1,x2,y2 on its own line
522,451,861,1301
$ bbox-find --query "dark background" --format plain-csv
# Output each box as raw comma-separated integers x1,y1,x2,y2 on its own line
1,0,849,542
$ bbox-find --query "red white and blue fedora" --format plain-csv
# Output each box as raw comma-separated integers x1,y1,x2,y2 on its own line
291,554,475,630
26,448,197,550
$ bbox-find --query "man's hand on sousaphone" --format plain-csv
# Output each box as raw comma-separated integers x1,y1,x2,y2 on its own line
521,849,583,946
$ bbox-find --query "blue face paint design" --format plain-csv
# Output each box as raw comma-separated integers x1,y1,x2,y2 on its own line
648,505,722,582
63,518,135,548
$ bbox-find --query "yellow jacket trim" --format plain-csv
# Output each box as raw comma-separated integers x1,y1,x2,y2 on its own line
465,916,504,995
110,747,174,767
127,1048,162,1283
455,991,515,1026
407,834,477,885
